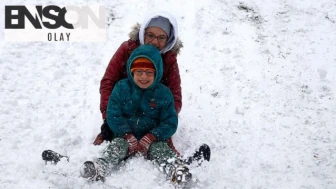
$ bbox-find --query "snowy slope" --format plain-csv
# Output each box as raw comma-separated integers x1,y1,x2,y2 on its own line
1,0,336,188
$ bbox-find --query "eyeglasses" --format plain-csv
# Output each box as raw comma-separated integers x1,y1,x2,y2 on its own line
134,70,155,76
145,32,167,43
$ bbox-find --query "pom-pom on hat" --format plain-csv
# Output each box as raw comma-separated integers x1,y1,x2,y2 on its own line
131,57,155,73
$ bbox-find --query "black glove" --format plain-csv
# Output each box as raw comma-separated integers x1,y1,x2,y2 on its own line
101,120,114,141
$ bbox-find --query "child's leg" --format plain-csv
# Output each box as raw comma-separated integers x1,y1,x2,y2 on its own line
97,137,128,170
147,142,178,176
81,137,128,181
148,141,176,161
147,141,176,177
148,142,192,184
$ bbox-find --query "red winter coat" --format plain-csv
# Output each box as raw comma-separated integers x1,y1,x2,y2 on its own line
100,26,183,120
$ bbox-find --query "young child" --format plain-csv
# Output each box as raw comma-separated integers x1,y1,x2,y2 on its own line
80,44,192,185
94,12,183,157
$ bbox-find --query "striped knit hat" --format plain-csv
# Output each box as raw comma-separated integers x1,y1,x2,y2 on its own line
131,57,155,73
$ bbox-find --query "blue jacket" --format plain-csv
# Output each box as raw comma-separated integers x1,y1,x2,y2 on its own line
106,45,178,141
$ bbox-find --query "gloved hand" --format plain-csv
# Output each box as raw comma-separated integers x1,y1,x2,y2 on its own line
138,133,156,157
93,133,104,145
124,133,138,156
93,120,114,145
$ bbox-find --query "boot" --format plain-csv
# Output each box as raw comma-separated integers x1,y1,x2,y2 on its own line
185,144,211,165
80,161,105,182
171,164,192,184
42,150,69,164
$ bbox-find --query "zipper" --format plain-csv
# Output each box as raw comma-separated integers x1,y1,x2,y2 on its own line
136,89,144,126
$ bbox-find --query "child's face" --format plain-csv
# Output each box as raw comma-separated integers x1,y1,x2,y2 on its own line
133,69,155,89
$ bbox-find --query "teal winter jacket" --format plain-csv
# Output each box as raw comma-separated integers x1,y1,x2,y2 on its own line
106,45,178,141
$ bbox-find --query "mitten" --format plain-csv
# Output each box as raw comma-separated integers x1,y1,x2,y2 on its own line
124,133,138,155
138,133,156,157
93,133,104,145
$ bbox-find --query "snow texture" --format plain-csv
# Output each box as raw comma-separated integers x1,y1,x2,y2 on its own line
1,0,336,188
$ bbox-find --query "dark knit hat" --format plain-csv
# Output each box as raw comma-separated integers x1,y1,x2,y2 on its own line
131,57,155,73
147,16,171,37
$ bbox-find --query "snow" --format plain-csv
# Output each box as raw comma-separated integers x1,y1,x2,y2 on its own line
1,0,336,188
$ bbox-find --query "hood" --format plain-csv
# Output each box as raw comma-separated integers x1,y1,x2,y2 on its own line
127,44,163,89
128,12,183,54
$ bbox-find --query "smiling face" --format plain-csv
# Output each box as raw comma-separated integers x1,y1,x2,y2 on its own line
133,69,155,89
144,27,168,50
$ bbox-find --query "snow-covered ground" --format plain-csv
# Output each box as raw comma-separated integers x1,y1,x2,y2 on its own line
1,0,336,188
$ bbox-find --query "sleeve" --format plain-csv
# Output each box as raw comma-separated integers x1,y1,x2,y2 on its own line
150,90,178,141
162,54,182,114
99,41,129,119
106,81,132,137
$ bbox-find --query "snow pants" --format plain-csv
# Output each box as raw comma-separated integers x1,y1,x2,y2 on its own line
96,137,177,176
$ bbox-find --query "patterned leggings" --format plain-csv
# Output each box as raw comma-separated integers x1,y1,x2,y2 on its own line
96,137,178,176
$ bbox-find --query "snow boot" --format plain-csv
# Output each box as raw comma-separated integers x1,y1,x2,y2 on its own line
42,150,69,164
80,161,105,182
169,162,192,186
185,144,211,165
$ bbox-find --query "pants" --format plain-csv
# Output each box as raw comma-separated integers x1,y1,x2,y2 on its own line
100,120,180,156
96,137,178,177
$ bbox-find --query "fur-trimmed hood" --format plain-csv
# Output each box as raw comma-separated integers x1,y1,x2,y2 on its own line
128,23,183,55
